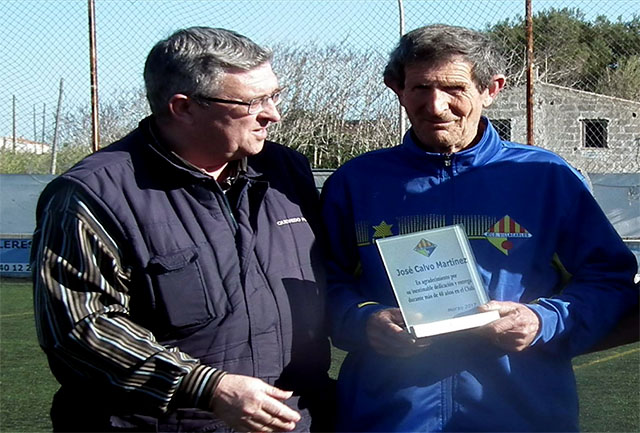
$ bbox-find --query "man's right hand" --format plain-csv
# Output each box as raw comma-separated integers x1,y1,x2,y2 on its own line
366,308,430,357
210,374,301,432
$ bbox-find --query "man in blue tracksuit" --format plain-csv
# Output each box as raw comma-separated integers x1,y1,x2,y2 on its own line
321,24,638,432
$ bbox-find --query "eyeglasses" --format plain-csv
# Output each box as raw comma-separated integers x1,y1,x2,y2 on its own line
193,88,285,114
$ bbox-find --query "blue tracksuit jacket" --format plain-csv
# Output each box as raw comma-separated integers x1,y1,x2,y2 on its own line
320,118,638,432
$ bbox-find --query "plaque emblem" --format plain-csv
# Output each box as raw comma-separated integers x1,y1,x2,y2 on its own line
414,238,437,257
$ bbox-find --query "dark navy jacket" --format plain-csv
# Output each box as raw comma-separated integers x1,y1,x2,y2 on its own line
39,118,332,431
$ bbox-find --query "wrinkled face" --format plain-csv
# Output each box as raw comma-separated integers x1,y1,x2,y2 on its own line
188,62,281,169
397,57,494,153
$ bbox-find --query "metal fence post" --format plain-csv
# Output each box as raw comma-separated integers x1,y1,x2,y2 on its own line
526,0,534,146
397,0,406,142
88,0,100,152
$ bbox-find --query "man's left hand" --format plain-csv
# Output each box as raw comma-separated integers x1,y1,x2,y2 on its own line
475,301,540,351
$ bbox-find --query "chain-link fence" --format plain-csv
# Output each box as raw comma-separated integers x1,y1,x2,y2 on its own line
2,0,639,173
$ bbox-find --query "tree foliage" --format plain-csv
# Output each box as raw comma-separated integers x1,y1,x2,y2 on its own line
269,42,398,167
0,89,148,174
3,9,637,174
0,146,91,175
1,43,399,173
487,8,640,100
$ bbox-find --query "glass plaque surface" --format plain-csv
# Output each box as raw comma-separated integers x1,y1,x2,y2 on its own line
375,225,499,338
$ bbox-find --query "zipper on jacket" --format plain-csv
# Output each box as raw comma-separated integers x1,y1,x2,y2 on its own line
443,153,455,226
220,192,239,230
207,178,239,231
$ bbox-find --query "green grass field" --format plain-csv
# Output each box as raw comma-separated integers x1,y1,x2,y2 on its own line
2,280,638,432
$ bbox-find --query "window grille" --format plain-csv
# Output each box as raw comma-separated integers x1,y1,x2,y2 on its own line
582,119,608,148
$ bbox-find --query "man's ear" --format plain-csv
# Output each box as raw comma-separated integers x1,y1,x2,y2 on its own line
482,74,506,108
167,94,197,124
384,76,405,100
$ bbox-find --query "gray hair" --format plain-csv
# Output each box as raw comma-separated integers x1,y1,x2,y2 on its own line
144,27,273,116
383,24,505,91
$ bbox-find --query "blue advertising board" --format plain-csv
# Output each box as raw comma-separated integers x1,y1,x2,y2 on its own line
0,235,33,276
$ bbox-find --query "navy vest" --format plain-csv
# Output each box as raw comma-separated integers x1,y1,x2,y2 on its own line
42,119,332,431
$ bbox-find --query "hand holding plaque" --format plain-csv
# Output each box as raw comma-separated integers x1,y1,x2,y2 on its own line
375,225,499,338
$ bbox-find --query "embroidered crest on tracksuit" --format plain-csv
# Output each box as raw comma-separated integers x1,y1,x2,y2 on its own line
484,215,532,255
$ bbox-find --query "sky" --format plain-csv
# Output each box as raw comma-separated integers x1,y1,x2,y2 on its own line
2,0,638,141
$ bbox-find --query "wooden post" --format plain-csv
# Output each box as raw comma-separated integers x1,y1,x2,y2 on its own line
41,103,46,144
12,95,17,152
33,104,37,143
50,78,64,175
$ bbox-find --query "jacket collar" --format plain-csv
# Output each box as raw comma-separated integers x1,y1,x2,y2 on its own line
140,116,249,183
401,116,503,170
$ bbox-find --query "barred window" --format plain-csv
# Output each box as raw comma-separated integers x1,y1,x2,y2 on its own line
582,119,608,148
491,119,512,141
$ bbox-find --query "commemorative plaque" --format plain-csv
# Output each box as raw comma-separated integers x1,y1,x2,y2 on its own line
375,225,499,338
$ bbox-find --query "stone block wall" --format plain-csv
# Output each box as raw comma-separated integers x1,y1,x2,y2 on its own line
485,83,640,173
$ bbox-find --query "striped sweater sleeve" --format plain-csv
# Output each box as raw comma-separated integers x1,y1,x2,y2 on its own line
32,184,224,415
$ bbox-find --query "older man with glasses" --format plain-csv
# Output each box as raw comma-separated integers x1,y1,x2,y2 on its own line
31,27,334,433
